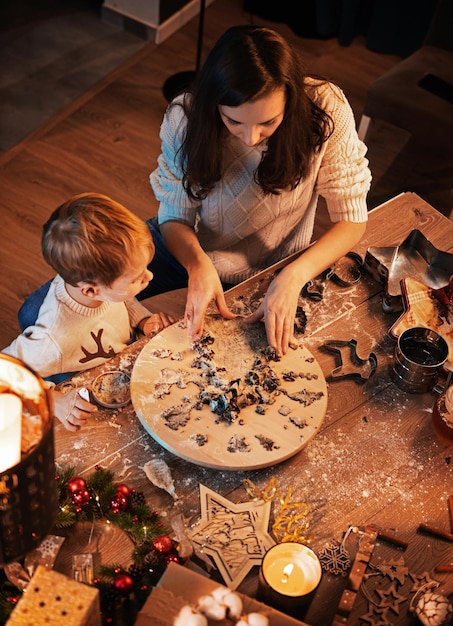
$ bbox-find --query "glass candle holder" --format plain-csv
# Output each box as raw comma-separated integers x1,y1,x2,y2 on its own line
258,542,322,614
0,354,57,566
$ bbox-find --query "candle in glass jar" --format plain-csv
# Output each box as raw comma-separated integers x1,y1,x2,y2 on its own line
0,393,22,472
259,542,322,612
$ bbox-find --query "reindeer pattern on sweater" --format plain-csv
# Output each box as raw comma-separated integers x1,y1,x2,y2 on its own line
2,275,151,378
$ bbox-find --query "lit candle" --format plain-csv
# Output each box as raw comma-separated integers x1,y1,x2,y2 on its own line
0,393,22,472
258,543,322,613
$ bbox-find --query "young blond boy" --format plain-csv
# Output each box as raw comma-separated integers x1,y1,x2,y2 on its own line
2,193,175,431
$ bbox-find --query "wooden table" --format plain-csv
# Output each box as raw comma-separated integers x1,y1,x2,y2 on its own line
53,192,453,626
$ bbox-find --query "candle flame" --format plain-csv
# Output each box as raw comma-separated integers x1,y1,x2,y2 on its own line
281,563,294,583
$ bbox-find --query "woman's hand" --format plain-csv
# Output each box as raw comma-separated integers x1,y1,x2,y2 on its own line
52,387,96,432
244,266,300,356
185,256,236,341
244,221,367,356
160,221,235,341
141,312,177,337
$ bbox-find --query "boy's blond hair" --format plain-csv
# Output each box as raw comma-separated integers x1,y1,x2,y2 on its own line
42,193,153,287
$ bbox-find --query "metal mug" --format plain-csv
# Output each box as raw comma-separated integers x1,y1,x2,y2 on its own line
391,327,449,394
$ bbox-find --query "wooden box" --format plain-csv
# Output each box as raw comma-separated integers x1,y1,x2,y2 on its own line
6,565,101,626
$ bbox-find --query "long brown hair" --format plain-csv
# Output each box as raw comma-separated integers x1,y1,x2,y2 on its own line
176,25,334,200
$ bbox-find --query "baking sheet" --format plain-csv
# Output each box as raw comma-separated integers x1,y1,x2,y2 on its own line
130,316,327,471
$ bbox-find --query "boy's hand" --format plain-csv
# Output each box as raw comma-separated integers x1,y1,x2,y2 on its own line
53,387,96,432
141,312,176,337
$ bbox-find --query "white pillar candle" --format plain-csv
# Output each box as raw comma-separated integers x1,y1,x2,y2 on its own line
0,393,22,472
261,543,322,597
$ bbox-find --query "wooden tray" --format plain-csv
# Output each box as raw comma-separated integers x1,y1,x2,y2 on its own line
130,316,327,470
136,561,308,626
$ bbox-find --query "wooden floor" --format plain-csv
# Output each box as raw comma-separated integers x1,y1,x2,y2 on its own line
1,0,448,351
0,0,146,153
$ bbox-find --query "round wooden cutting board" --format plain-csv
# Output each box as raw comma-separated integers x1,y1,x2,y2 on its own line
130,316,328,470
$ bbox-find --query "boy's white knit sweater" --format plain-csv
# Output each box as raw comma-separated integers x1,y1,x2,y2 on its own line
2,275,151,378
150,80,372,285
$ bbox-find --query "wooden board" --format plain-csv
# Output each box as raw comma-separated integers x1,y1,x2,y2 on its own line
130,316,327,470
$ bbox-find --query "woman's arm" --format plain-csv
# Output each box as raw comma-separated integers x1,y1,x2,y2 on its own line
245,83,371,356
244,220,366,356
151,104,235,339
160,221,236,340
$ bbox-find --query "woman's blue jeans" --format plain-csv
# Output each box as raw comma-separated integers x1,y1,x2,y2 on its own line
138,217,189,300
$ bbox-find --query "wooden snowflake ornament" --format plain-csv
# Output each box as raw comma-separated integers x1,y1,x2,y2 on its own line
318,526,356,576
318,539,351,576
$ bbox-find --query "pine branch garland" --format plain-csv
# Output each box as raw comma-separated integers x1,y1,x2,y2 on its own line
0,465,181,626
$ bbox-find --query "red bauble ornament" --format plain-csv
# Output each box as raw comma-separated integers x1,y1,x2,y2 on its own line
153,534,173,554
110,494,129,513
113,573,134,595
71,487,90,507
165,553,180,564
116,483,131,498
67,477,87,493
7,596,19,604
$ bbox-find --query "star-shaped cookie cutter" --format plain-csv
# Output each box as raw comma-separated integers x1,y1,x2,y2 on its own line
364,229,453,312
322,338,378,383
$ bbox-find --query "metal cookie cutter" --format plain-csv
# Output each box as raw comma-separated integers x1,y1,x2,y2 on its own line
325,251,363,287
322,338,377,383
301,252,363,301
302,278,324,301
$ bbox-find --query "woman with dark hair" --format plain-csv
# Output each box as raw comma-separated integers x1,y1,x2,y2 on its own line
142,25,371,356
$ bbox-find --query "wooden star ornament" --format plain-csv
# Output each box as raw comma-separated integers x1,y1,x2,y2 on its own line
360,604,392,626
410,571,440,593
375,581,407,615
189,484,275,589
374,556,408,585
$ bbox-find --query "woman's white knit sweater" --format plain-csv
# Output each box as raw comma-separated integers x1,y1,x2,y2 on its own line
150,81,371,285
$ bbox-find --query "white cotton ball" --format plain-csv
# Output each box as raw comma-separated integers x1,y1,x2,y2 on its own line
209,586,242,619
222,591,243,619
211,586,230,603
249,613,270,626
236,613,269,626
174,605,208,626
196,594,227,620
